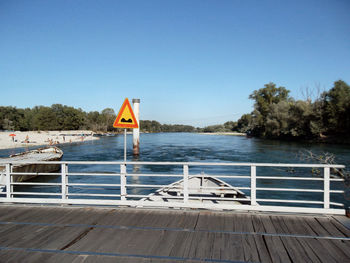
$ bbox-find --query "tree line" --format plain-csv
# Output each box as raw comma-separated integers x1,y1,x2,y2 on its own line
0,104,116,132
233,79,350,141
0,104,197,133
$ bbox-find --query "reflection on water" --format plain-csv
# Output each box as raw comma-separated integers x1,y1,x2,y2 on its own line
0,133,349,207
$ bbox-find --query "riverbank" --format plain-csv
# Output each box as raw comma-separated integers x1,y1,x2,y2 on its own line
0,130,99,150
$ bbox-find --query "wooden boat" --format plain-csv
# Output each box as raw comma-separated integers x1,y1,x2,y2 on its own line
0,147,63,191
141,174,250,205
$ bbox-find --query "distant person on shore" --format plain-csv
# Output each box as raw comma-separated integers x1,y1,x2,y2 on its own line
25,135,29,143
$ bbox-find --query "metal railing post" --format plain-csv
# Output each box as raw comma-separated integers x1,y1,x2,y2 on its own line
250,165,257,205
183,165,189,203
61,163,67,200
120,164,127,201
5,163,11,199
324,167,330,209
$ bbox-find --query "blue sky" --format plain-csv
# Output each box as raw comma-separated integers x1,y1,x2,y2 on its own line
0,0,349,127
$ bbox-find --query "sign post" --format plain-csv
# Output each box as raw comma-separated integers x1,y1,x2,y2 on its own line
113,98,139,162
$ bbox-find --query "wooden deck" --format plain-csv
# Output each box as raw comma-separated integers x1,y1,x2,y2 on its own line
0,205,349,262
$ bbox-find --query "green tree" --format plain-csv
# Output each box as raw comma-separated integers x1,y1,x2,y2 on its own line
322,80,350,135
265,101,291,137
248,83,291,136
237,113,253,133
101,108,116,131
31,106,57,130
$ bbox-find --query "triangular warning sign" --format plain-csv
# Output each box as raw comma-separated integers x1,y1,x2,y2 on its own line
113,98,139,128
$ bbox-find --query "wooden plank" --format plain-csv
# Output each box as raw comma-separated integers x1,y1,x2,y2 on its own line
194,211,210,231
179,211,199,230
279,215,339,263
0,249,203,263
279,217,346,262
331,216,350,236
168,230,193,258
328,240,350,258
275,216,322,263
305,216,333,237
268,216,316,262
259,215,291,263
187,231,213,260
315,216,347,237
249,214,272,263
235,213,262,263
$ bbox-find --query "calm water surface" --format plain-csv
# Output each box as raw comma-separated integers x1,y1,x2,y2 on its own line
1,133,349,207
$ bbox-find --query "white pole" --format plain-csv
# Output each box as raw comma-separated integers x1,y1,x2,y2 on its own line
251,165,257,205
183,165,189,203
324,167,330,209
120,164,127,201
132,98,140,155
124,129,127,162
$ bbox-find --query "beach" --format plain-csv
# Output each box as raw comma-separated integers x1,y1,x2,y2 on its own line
0,130,99,150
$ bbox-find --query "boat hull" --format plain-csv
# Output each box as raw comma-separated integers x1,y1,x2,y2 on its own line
0,147,63,186
141,175,250,206
10,158,62,182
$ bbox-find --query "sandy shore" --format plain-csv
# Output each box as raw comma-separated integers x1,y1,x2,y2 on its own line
0,130,99,150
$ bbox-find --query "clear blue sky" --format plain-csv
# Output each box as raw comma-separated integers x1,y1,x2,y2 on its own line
0,0,349,127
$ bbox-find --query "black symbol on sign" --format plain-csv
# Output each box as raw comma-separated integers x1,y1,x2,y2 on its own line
121,118,132,123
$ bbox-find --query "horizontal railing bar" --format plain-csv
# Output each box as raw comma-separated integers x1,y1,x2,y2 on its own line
125,185,250,191
127,195,184,199
126,184,175,188
10,172,61,176
330,178,345,182
329,202,345,206
330,202,345,207
329,190,344,193
256,176,325,181
127,195,251,202
256,199,324,204
0,160,345,168
256,187,323,192
188,197,251,201
68,183,121,187
11,182,61,186
67,193,121,197
125,173,183,177
12,192,61,196
67,173,121,177
126,173,250,179
193,175,251,179
235,187,251,190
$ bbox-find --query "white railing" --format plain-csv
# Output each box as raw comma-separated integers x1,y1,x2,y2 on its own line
0,161,347,215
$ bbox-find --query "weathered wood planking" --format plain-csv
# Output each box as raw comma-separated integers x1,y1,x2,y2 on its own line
0,205,349,263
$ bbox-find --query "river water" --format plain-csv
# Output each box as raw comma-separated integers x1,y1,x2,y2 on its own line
1,133,349,208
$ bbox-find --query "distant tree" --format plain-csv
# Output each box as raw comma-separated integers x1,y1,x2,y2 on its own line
31,106,57,130
249,83,290,119
322,80,350,135
223,121,238,131
101,108,116,131
265,101,291,137
247,83,291,137
237,114,253,133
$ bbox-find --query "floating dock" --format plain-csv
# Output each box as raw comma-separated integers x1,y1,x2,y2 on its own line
0,205,349,262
